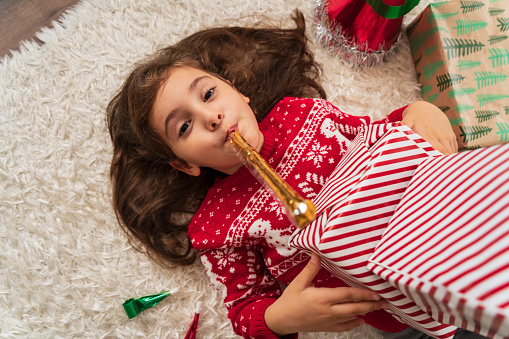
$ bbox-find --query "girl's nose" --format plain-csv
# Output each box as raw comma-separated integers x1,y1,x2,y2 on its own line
208,112,223,130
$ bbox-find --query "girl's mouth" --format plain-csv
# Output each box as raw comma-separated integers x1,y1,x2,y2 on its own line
225,124,238,142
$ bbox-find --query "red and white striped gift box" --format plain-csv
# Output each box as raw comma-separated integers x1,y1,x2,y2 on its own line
290,122,457,338
368,142,509,339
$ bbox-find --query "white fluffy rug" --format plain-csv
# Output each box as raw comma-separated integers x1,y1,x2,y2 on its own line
0,0,435,337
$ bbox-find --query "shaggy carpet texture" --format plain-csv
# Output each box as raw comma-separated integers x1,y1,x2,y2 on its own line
0,0,435,337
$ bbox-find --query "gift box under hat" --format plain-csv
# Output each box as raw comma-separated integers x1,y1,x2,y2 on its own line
406,0,509,150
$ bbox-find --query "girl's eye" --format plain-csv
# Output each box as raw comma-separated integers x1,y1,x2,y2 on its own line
179,121,190,136
204,87,215,102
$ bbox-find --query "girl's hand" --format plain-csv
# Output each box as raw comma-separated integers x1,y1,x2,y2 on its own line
264,254,389,336
401,101,458,155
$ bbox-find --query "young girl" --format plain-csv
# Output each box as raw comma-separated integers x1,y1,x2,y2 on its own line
107,11,458,338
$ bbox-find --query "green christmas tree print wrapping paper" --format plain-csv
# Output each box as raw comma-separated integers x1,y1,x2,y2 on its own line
407,0,509,150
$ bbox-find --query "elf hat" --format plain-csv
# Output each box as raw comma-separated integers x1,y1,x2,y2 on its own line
315,0,420,66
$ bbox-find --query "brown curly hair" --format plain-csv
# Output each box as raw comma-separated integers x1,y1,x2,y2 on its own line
106,10,326,267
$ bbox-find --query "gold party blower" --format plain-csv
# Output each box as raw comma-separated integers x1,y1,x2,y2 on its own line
229,130,316,229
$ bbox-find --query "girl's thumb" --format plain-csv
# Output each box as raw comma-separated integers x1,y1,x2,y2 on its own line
294,253,321,287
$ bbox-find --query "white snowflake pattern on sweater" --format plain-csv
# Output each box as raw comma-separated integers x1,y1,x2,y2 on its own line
305,142,332,167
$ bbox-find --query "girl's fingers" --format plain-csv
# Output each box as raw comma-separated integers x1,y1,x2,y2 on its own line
451,137,459,153
291,253,322,289
332,300,389,317
328,287,381,304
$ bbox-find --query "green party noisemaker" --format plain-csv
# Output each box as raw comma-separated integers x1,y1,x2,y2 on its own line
123,287,179,319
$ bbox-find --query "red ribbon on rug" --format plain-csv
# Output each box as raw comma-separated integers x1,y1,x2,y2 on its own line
184,302,201,339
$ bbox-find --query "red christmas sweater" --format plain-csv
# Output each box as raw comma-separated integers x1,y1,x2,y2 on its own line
188,97,407,338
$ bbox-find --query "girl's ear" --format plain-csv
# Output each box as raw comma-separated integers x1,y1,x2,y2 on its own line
227,80,250,104
170,160,201,176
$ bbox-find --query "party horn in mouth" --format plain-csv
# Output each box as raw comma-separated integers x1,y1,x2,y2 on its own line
229,130,315,229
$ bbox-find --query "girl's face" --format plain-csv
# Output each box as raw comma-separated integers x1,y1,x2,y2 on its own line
150,66,263,176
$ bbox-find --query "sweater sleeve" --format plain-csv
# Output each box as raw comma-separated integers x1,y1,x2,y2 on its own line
199,247,297,339
378,105,407,124
324,100,407,141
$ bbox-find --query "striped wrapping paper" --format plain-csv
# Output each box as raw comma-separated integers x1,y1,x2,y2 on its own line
368,141,509,339
290,122,457,338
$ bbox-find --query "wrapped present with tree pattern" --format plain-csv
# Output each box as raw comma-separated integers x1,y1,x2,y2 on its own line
290,121,509,339
406,0,509,150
